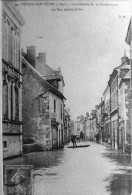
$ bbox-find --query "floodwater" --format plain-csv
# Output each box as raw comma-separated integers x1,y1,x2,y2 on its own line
4,141,132,195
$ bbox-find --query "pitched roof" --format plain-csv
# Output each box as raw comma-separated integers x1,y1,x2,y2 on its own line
123,69,130,79
22,56,66,100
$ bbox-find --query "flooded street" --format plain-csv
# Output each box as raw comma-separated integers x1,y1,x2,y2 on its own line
4,142,132,195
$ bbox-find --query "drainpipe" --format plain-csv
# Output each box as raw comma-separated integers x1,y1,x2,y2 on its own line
117,75,119,150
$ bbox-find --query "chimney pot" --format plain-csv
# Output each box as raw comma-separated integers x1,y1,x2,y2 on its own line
27,46,36,68
38,53,46,64
121,50,129,64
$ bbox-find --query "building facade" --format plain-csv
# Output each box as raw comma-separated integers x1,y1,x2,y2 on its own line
119,70,131,152
22,46,65,150
64,108,71,144
2,2,25,158
109,55,130,149
73,120,80,136
125,18,132,155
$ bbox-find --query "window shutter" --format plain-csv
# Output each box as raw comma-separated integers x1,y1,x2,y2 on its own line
8,23,12,64
5,21,8,61
13,30,15,66
3,19,6,59
11,29,13,64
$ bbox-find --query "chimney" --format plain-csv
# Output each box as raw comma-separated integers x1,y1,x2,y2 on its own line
121,50,129,64
37,53,46,64
27,46,36,68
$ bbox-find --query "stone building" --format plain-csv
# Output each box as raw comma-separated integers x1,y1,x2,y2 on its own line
64,108,71,143
103,84,111,144
2,2,25,158
119,70,131,153
73,120,80,136
108,54,130,150
90,110,96,141
68,120,74,138
80,120,85,139
125,18,132,155
95,104,102,141
22,46,66,150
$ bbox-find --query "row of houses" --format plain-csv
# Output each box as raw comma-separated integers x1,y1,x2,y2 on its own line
2,1,70,159
74,20,132,154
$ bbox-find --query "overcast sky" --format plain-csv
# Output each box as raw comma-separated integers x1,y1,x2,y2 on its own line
17,0,130,120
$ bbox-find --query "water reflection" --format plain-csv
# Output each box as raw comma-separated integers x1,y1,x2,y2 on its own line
103,147,132,195
4,149,64,169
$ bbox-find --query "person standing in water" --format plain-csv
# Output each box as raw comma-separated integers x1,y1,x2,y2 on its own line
71,135,77,148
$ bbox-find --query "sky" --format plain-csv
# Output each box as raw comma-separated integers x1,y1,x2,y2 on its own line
16,0,130,120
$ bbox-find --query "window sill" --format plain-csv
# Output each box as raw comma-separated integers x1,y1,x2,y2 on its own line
3,119,22,125
3,148,8,152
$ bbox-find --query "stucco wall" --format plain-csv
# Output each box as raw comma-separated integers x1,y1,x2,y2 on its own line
3,135,22,158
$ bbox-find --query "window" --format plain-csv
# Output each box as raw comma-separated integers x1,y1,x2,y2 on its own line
3,18,8,60
8,82,11,120
11,84,13,120
8,21,12,64
11,28,20,68
61,104,63,119
3,141,7,148
3,82,8,119
2,15,20,69
15,86,19,120
12,29,15,66
54,100,56,113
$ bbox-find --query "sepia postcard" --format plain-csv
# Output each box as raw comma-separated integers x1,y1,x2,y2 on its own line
1,0,132,194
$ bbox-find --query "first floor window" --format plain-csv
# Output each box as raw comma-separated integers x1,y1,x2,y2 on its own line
3,141,7,148
61,104,63,119
54,100,56,113
3,82,8,119
15,86,19,120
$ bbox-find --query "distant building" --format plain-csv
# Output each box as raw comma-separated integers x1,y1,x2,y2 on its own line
80,121,85,138
64,108,71,143
22,46,66,150
69,120,74,137
73,120,80,136
96,104,102,141
103,84,111,144
2,2,25,158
